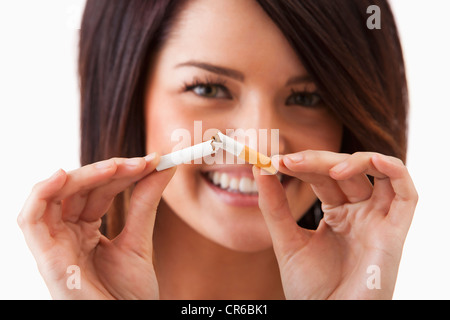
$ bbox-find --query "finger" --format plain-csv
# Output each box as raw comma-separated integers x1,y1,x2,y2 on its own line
115,165,177,256
59,156,156,223
59,158,134,223
18,169,67,224
371,176,396,212
371,154,418,232
282,150,350,176
335,175,373,203
329,152,395,211
329,152,388,180
330,152,418,230
63,155,158,223
17,169,67,255
76,156,152,222
252,166,311,260
326,153,377,203
52,159,118,202
280,151,348,208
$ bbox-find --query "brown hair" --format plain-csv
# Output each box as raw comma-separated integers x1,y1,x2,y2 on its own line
79,0,408,237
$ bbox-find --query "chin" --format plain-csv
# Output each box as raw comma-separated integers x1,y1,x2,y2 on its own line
160,164,309,253
202,209,275,253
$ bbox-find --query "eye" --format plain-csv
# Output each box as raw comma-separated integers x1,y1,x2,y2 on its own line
286,90,322,108
185,82,231,99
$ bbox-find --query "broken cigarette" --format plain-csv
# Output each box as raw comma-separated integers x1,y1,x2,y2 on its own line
212,131,277,175
156,139,218,171
155,130,277,174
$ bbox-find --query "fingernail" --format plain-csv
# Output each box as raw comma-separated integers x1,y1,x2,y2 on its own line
252,165,261,176
271,154,282,163
285,153,304,163
49,168,63,180
144,152,156,162
124,158,142,167
95,159,113,170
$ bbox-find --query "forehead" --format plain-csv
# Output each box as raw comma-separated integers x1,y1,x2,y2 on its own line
160,0,306,79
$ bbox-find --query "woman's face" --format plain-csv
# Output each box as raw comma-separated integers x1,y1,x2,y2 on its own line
145,0,342,252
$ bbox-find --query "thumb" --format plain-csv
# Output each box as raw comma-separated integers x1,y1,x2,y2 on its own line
116,165,176,257
253,166,310,259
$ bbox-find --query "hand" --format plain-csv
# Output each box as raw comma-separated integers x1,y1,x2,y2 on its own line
253,151,418,299
17,154,176,299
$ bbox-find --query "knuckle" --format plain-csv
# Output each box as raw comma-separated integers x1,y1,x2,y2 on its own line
16,213,25,228
131,193,159,213
412,188,419,204
92,158,117,168
269,198,289,215
303,149,316,155
31,181,44,194
385,155,405,166
391,156,405,166
352,151,376,160
109,157,121,164
301,149,317,160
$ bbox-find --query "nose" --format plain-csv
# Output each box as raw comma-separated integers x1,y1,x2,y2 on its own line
228,96,287,156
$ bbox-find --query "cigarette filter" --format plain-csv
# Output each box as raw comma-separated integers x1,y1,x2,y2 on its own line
212,131,277,174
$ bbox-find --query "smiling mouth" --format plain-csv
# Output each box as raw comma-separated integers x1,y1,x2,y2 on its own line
201,170,288,195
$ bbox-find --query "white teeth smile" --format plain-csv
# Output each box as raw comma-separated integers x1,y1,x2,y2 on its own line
206,171,283,194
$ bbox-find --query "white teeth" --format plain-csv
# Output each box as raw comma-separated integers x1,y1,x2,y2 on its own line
229,177,239,191
239,177,253,193
213,171,221,185
220,173,229,189
206,171,260,194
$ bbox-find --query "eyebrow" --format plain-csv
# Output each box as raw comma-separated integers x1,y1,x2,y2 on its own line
285,75,314,86
175,60,314,86
175,61,245,82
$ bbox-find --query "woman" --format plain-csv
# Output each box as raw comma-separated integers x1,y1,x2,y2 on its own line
18,0,418,299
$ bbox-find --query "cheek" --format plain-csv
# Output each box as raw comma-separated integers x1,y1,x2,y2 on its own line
145,85,198,156
321,114,343,151
162,166,199,205
146,108,190,155
288,111,343,153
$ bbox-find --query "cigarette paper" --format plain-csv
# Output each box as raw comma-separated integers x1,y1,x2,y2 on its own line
212,131,277,174
156,140,217,171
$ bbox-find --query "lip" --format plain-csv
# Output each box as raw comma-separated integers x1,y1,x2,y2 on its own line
201,172,259,207
200,166,291,207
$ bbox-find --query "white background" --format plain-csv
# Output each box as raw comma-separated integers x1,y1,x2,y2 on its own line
0,0,449,299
